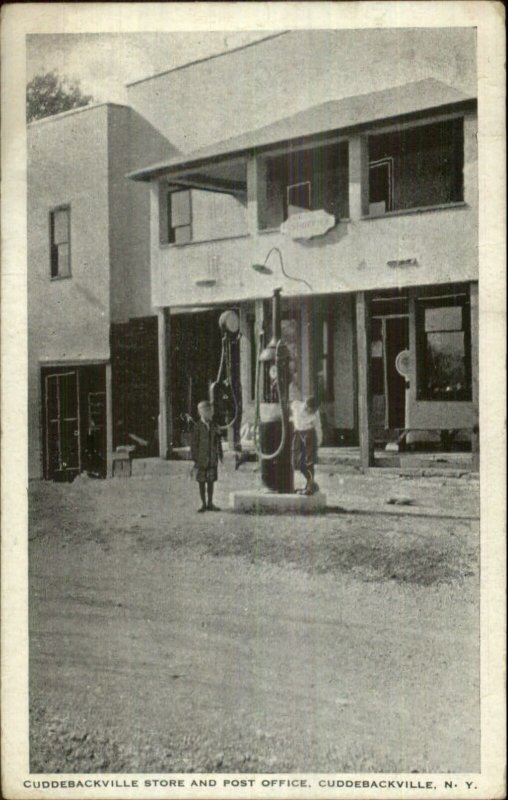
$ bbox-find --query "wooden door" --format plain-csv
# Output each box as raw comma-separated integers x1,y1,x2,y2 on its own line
44,371,81,480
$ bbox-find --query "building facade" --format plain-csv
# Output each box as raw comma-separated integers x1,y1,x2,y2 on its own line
28,30,479,478
127,30,479,469
27,103,169,479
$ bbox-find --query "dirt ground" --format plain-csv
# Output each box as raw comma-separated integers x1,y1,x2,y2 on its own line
29,462,480,774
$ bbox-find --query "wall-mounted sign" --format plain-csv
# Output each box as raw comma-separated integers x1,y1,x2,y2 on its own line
387,258,418,268
395,349,411,378
280,209,335,240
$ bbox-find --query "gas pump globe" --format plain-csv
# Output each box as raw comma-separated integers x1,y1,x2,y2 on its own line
255,289,294,494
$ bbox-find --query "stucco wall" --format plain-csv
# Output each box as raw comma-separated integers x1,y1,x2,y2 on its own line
128,28,476,161
108,107,170,323
28,105,113,478
150,150,478,312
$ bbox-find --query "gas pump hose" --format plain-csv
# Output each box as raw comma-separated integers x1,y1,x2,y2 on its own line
210,332,240,431
253,338,288,461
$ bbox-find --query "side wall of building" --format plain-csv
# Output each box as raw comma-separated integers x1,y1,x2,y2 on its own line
108,106,172,323
28,106,112,478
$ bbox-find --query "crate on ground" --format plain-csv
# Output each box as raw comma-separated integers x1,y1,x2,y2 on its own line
112,446,135,477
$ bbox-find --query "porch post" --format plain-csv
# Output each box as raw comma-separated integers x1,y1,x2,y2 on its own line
300,298,314,397
349,134,369,221
355,291,374,469
254,298,265,347
157,307,172,459
239,303,251,412
247,155,261,236
105,362,113,478
470,281,479,471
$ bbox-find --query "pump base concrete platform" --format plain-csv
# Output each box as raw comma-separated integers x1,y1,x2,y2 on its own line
230,490,327,514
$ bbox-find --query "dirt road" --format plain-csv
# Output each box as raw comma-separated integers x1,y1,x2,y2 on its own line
29,464,479,773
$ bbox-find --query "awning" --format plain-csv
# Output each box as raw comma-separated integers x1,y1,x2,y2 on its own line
127,78,475,182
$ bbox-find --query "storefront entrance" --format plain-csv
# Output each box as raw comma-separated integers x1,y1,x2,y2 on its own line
370,296,409,444
171,308,241,447
41,364,107,481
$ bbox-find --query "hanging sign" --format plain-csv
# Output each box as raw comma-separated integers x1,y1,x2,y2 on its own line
280,209,335,240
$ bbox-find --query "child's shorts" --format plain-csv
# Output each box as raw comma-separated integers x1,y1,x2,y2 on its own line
196,466,218,483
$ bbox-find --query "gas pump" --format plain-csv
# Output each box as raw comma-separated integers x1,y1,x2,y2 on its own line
254,288,294,493
209,309,242,439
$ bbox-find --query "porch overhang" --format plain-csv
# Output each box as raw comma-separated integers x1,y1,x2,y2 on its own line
164,157,247,196
127,78,476,183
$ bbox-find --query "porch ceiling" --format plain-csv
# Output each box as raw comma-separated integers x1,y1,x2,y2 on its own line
166,159,247,195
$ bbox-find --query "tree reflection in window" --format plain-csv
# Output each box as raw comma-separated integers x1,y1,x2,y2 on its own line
417,295,471,401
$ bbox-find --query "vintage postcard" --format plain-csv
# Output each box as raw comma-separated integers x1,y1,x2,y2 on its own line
1,2,505,799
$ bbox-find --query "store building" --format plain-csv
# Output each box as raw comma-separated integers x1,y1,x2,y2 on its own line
127,30,478,469
28,29,479,478
27,102,169,479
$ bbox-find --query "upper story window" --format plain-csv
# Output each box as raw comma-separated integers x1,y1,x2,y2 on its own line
259,141,349,230
50,206,71,278
168,190,192,244
416,292,471,401
287,181,312,216
159,162,248,246
368,118,464,216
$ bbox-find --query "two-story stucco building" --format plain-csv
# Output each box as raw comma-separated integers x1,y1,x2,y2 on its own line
28,29,479,479
27,102,170,480
127,29,479,470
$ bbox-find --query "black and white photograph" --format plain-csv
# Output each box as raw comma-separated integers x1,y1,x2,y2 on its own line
1,3,505,799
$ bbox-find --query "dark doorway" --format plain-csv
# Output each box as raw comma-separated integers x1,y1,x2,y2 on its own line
370,295,409,442
171,309,231,447
385,317,409,429
41,364,107,481
110,317,159,457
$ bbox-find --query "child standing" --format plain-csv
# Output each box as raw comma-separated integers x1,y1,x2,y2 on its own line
291,396,322,495
191,400,223,512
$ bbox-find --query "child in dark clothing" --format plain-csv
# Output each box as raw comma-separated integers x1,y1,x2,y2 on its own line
190,400,223,512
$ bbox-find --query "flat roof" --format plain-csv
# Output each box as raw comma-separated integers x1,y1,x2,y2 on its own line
128,79,476,182
126,32,288,87
28,101,130,127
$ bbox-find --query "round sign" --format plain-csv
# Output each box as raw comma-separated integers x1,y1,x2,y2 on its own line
219,309,240,334
395,349,411,378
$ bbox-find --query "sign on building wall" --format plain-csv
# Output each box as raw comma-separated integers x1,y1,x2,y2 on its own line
280,209,336,240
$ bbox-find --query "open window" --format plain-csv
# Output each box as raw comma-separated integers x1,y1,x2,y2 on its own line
50,206,71,278
159,160,248,245
368,118,464,216
168,190,192,244
287,181,312,217
416,292,471,401
259,141,349,230
368,158,393,215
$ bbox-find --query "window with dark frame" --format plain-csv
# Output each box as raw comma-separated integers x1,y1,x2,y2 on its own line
260,141,349,230
368,118,464,215
168,189,192,244
50,206,71,278
369,158,393,215
416,293,471,401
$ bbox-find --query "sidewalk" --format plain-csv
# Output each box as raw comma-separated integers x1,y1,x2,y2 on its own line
129,458,479,521
150,446,477,477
